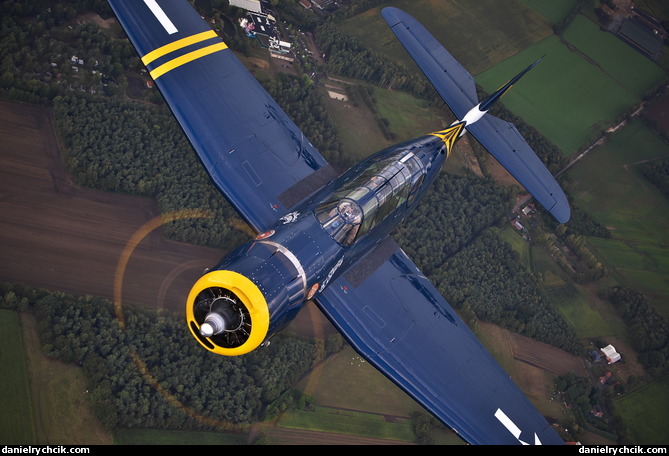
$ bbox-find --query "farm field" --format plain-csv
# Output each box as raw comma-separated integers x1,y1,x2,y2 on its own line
548,286,619,340
0,310,35,444
614,376,669,445
297,345,424,417
18,312,112,445
320,83,389,163
322,79,450,161
563,15,666,97
0,101,226,313
113,428,245,445
568,118,669,318
476,34,639,156
341,0,552,76
522,0,579,24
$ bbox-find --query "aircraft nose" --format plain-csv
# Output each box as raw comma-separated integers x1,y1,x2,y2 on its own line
200,312,226,337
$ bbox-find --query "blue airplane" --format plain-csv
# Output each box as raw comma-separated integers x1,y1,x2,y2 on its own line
107,0,569,445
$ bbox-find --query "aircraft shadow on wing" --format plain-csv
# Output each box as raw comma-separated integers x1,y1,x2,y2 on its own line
107,0,569,445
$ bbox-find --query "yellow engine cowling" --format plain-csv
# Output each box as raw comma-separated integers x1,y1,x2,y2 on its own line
186,270,270,356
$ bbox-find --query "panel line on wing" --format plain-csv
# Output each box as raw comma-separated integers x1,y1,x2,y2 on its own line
149,42,227,79
142,30,219,65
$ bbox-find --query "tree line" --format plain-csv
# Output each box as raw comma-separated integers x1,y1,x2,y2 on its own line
604,286,669,376
641,158,669,199
1,282,333,433
555,372,632,444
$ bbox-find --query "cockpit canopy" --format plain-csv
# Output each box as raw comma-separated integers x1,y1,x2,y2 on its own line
315,149,425,246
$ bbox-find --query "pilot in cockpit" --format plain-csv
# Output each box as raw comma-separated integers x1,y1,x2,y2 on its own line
338,199,362,225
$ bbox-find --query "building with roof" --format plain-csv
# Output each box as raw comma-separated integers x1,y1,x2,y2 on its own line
600,344,621,364
229,0,262,14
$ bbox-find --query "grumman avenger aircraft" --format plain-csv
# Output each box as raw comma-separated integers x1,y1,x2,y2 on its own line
108,0,570,445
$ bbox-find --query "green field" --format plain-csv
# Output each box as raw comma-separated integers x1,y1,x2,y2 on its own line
522,0,579,24
321,83,390,162
277,406,414,442
568,119,669,318
0,310,36,444
477,35,639,156
343,2,664,157
614,376,669,445
499,224,531,269
373,85,447,142
322,81,449,163
548,284,623,339
113,428,246,445
563,15,666,98
341,0,552,75
298,345,423,415
293,345,463,444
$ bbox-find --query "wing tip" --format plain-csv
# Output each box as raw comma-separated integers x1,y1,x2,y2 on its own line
381,7,403,26
552,205,571,224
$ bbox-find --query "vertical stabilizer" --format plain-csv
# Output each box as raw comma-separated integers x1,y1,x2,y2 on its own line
478,57,544,113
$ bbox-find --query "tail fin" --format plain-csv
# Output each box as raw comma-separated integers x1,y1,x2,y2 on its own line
479,56,544,112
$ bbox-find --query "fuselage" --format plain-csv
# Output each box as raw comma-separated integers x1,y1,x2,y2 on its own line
187,127,463,355
185,60,541,356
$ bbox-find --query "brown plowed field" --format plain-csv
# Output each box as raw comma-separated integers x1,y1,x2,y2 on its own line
0,100,225,312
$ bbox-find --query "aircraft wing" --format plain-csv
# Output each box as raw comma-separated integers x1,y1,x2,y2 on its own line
314,237,564,445
383,7,570,224
107,0,336,233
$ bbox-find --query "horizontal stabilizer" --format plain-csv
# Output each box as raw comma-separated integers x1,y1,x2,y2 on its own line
383,7,570,223
467,117,570,223
382,7,478,120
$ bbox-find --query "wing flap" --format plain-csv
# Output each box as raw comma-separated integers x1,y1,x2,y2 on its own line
108,0,335,232
315,237,564,445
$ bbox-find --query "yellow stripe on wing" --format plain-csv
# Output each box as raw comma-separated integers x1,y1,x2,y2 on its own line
141,30,218,65
149,42,227,79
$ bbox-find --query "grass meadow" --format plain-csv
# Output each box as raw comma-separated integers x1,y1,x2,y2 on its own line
112,428,245,445
499,224,531,269
568,118,669,318
563,15,666,98
614,376,669,445
476,34,639,156
0,310,35,444
321,80,448,164
522,0,579,25
297,345,423,416
292,344,463,444
340,0,553,76
276,406,414,442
